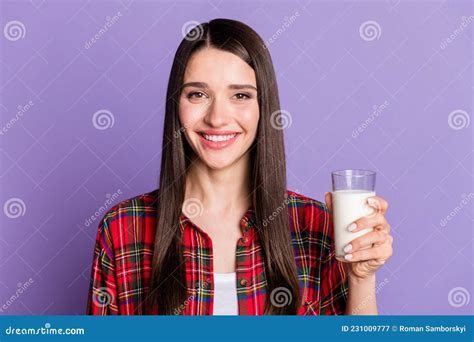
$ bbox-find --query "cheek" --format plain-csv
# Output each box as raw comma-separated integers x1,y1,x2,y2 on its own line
178,100,204,129
239,106,259,136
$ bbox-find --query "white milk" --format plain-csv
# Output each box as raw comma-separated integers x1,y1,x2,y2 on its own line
332,189,376,261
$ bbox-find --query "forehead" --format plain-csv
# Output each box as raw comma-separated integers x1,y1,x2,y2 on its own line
183,47,256,86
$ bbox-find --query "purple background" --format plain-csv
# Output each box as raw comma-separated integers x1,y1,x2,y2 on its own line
0,0,472,315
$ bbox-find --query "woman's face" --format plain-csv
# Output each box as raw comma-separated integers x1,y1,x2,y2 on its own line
179,47,259,170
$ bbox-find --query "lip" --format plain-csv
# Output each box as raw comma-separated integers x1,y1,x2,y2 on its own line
199,130,241,135
197,131,241,150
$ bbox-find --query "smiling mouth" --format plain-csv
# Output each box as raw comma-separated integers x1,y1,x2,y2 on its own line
197,131,242,149
199,132,239,142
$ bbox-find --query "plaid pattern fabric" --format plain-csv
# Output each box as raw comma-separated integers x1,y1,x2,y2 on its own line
87,188,348,315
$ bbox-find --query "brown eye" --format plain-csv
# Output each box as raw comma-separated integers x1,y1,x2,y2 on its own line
187,91,206,99
234,93,251,100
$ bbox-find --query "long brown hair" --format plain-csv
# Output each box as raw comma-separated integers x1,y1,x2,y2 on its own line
145,18,300,315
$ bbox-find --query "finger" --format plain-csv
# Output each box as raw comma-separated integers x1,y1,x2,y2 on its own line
344,243,392,262
375,222,391,234
324,192,333,213
367,196,389,214
343,230,388,254
347,213,389,233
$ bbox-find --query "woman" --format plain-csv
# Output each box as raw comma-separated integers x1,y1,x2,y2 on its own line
87,18,393,315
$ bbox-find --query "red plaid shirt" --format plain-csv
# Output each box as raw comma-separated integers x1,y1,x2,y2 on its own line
87,188,348,315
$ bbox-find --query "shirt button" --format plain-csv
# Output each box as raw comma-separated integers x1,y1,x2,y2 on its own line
239,278,248,287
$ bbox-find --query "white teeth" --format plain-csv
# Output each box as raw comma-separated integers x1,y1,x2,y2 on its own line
202,134,237,142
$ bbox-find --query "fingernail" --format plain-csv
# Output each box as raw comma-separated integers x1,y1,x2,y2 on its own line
347,223,357,232
367,197,377,207
344,253,353,260
343,244,352,253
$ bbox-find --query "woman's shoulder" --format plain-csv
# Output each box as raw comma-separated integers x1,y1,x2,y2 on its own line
99,188,159,224
286,189,329,215
94,188,160,253
286,189,332,240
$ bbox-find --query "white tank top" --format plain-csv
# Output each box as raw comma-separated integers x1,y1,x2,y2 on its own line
213,272,238,315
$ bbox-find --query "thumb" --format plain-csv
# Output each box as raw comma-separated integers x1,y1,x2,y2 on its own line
324,192,333,213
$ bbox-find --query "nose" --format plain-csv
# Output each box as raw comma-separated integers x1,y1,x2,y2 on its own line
203,96,230,128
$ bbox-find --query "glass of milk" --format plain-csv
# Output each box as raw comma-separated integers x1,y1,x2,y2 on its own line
331,169,376,262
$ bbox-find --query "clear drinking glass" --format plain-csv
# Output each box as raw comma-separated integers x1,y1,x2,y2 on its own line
331,169,376,262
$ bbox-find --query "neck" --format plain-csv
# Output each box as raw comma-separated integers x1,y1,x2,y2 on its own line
185,155,252,215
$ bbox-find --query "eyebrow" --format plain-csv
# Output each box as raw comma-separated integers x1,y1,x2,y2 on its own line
181,82,257,91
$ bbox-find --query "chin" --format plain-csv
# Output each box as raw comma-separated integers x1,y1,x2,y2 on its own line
202,158,236,170
189,134,250,170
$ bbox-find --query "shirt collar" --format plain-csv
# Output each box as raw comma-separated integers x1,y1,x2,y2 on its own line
179,206,256,236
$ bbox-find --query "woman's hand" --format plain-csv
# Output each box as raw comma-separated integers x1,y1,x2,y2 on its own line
325,192,393,281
